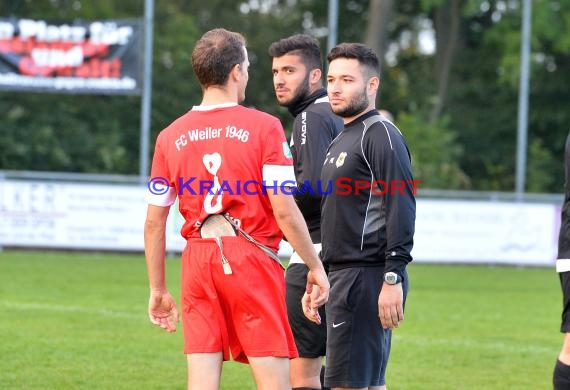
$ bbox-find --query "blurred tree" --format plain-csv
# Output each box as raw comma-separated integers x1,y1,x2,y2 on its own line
0,0,568,195
442,0,570,192
364,0,395,70
381,0,570,192
398,112,469,189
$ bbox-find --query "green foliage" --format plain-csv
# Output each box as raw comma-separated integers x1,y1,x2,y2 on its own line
527,53,570,192
1,0,569,193
419,0,449,11
149,2,201,152
533,0,570,54
463,0,570,192
398,112,470,189
0,93,140,173
526,137,559,192
441,10,520,191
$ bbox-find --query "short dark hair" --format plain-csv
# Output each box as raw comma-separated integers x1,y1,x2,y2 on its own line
191,28,247,88
327,43,380,78
268,34,323,71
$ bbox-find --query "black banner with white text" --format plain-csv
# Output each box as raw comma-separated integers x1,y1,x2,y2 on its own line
0,18,142,95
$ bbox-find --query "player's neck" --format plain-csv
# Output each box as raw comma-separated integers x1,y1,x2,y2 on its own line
201,86,239,106
342,105,377,125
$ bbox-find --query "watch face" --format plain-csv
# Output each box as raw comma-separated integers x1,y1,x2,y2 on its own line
385,272,397,284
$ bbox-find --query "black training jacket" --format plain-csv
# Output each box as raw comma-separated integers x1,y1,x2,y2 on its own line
320,110,416,277
288,88,343,243
559,133,570,259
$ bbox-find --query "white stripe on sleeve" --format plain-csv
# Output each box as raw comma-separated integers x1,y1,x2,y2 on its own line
262,164,296,187
556,259,570,273
146,187,177,207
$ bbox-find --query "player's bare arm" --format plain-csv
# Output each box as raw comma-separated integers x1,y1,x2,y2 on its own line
267,190,329,310
144,204,179,333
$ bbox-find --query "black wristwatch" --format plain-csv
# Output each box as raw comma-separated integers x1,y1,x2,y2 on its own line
383,272,402,285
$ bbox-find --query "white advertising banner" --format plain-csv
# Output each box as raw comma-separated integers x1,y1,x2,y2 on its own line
0,179,561,266
413,199,559,266
0,180,147,250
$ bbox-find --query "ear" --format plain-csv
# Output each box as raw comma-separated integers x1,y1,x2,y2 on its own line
368,75,380,94
309,68,322,84
230,63,241,82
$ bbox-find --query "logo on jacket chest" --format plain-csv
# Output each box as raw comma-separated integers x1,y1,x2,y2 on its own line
324,151,348,167
335,152,347,167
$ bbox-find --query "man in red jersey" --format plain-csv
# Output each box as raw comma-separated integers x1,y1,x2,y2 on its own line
144,28,329,390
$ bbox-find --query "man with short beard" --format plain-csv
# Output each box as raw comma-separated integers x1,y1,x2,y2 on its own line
317,43,416,390
269,34,343,390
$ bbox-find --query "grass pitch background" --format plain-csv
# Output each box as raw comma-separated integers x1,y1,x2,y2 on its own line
0,251,562,389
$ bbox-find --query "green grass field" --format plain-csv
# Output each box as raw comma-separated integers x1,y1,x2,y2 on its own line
0,250,563,389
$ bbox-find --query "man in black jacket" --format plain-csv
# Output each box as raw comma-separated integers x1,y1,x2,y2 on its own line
318,42,416,390
269,34,343,390
554,133,570,390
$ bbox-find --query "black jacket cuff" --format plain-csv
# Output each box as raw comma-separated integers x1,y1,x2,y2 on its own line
384,258,408,280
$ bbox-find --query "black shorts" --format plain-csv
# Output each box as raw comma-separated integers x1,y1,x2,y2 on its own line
285,263,327,358
324,266,409,388
560,271,570,332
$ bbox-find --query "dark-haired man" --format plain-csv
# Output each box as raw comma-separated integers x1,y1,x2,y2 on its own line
317,42,416,390
269,34,343,390
554,133,570,390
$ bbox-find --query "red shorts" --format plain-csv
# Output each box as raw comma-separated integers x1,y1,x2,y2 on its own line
181,236,298,363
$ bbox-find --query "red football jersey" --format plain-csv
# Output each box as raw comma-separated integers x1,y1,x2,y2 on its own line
147,103,295,251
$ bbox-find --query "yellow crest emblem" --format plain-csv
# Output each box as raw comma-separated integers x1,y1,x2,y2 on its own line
335,152,347,168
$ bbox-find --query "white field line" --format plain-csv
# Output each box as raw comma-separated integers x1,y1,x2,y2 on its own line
0,300,141,319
